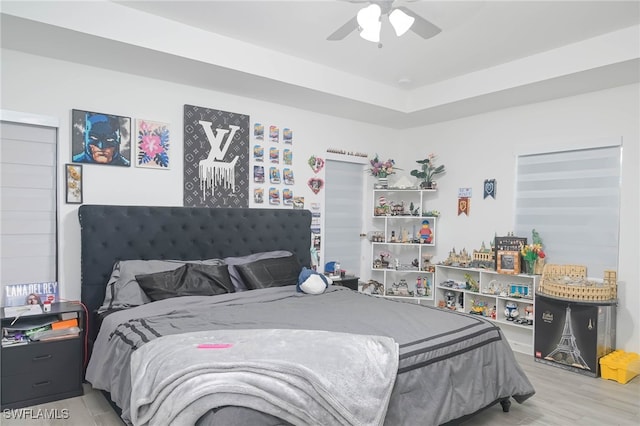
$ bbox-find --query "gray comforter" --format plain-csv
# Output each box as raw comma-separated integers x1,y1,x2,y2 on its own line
86,286,535,425
130,329,399,426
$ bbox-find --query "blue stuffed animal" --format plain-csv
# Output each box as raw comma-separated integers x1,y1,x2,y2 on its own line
297,267,332,294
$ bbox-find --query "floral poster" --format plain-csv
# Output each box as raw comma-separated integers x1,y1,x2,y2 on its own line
135,119,170,169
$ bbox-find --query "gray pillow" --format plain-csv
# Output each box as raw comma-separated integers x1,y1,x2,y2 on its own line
235,255,302,290
99,258,224,312
224,251,292,292
136,263,234,301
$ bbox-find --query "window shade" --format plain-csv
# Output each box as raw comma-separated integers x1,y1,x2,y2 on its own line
324,160,364,275
514,145,621,278
1,121,57,299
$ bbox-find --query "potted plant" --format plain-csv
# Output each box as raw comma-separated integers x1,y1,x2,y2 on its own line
410,153,445,189
368,154,398,188
520,229,546,274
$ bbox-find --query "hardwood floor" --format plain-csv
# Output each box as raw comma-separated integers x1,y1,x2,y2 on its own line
2,351,638,425
460,352,640,426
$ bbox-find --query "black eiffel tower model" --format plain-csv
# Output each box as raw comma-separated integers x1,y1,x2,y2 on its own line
544,305,590,370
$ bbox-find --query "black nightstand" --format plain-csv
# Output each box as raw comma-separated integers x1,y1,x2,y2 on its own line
1,302,84,409
332,276,360,291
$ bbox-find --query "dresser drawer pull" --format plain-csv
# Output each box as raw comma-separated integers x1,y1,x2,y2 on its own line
32,354,52,361
32,381,51,388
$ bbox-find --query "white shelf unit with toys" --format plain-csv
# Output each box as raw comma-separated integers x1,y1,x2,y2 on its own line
434,265,540,354
369,189,438,304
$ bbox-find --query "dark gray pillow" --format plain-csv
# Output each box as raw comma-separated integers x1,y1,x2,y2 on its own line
224,251,293,292
99,258,225,312
235,255,302,290
136,263,234,301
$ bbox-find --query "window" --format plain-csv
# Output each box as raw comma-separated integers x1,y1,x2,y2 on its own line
514,144,621,278
1,118,58,303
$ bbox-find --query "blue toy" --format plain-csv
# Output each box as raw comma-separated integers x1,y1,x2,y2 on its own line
297,267,332,294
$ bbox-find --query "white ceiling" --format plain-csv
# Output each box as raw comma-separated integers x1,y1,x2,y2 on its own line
1,0,639,128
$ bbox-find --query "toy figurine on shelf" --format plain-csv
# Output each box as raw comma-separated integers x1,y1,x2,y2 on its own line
469,299,487,316
379,251,391,269
505,302,519,321
409,202,420,216
445,291,456,310
419,220,433,244
490,305,497,320
524,305,534,325
464,273,479,292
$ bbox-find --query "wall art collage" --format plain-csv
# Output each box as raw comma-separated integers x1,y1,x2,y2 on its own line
251,123,301,208
68,108,171,203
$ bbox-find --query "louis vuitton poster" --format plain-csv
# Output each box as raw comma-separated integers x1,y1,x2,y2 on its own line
183,105,249,207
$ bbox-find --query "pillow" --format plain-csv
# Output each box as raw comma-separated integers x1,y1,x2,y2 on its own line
136,263,234,301
235,255,302,290
223,251,293,292
297,267,332,295
99,258,224,312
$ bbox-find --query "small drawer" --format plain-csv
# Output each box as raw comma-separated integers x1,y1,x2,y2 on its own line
1,366,82,405
1,338,81,377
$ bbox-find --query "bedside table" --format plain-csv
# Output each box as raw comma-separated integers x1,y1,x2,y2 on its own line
1,302,84,409
332,275,360,291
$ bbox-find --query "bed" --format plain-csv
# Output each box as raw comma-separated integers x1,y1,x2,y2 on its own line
79,205,535,426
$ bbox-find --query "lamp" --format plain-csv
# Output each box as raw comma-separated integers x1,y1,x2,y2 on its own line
357,4,382,43
389,8,415,37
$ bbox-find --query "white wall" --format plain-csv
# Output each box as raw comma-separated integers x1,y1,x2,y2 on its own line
397,84,640,352
0,48,394,301
2,48,638,352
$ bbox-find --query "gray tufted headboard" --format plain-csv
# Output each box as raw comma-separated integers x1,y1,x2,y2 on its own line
78,205,312,341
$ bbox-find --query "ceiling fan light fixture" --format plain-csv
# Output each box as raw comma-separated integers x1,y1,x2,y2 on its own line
389,8,415,37
357,4,382,43
360,21,381,43
357,4,381,27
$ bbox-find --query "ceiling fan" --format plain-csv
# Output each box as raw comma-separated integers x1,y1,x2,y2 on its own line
327,0,441,44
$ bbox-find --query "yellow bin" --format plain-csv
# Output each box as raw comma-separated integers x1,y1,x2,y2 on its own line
599,350,640,384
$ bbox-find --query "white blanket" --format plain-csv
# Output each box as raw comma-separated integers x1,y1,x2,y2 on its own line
129,329,399,426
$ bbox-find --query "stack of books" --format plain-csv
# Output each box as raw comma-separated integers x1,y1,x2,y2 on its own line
1,312,80,347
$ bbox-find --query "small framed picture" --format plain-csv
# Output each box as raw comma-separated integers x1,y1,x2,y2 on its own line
65,164,83,204
497,250,520,275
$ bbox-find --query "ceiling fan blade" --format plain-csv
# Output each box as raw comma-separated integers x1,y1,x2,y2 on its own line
327,16,359,41
396,6,441,40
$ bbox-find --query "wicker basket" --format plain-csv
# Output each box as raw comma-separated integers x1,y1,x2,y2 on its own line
538,264,617,301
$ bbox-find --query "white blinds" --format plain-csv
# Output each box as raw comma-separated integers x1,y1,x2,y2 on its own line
324,160,365,275
514,144,621,278
1,121,57,299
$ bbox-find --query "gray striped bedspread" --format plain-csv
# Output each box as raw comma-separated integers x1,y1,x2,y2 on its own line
86,286,535,425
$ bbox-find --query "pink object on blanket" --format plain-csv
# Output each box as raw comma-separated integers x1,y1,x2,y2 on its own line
197,343,233,349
